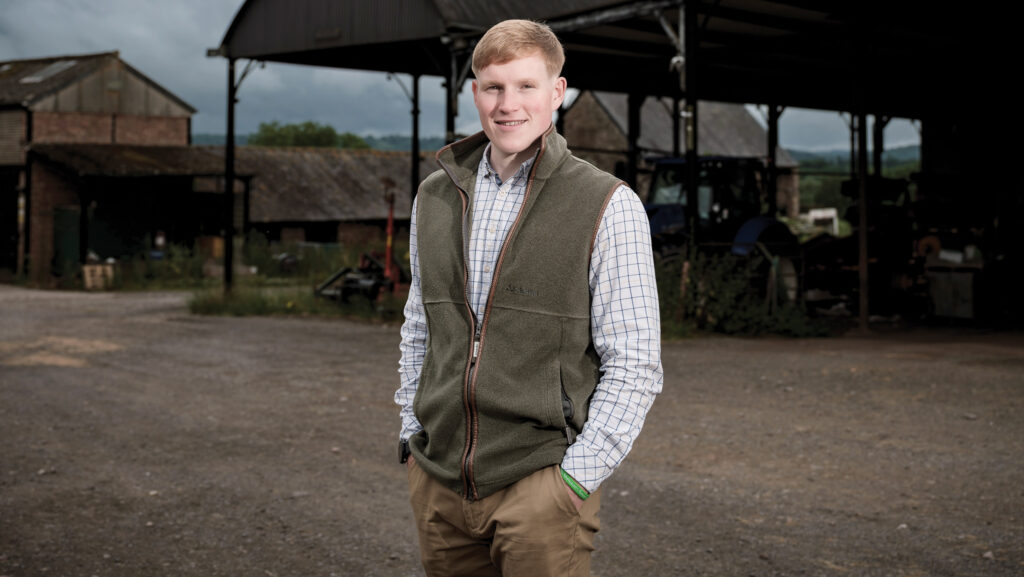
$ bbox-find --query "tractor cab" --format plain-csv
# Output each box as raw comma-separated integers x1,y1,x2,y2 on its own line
646,156,768,249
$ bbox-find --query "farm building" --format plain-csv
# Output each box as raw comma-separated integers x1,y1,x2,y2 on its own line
563,90,799,217
1,51,425,284
0,51,196,283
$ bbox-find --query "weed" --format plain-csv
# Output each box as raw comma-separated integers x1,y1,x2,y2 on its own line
656,250,829,338
188,283,405,322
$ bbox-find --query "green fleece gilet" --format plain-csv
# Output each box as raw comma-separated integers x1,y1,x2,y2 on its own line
409,127,623,500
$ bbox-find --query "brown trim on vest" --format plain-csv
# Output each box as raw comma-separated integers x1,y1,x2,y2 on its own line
589,181,625,258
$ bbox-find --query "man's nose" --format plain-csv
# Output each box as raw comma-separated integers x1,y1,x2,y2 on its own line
498,90,520,112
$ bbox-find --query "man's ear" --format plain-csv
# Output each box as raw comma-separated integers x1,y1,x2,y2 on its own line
552,76,567,108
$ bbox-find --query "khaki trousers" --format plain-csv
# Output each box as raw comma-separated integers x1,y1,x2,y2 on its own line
407,460,601,577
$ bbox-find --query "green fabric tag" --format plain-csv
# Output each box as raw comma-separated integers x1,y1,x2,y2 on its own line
560,467,590,500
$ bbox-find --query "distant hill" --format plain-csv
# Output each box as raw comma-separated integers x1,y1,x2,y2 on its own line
192,133,444,151
882,144,920,163
787,144,919,166
193,133,249,146
364,134,446,151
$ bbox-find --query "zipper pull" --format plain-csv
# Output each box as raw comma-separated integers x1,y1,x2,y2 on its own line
565,426,576,445
471,327,482,363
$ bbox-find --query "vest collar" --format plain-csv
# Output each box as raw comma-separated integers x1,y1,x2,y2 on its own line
435,124,570,194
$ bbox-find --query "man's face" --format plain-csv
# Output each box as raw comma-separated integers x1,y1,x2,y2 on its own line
472,52,566,164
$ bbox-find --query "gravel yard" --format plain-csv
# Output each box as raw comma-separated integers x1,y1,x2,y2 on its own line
1,285,1021,576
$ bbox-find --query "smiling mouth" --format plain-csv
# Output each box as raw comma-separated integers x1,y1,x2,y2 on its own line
496,120,526,126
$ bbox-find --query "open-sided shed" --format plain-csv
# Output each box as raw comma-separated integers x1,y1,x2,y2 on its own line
211,0,1010,325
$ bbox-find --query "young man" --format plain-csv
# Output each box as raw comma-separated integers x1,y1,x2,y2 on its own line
396,19,663,577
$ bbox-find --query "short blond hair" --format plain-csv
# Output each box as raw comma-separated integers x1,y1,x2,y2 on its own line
472,19,565,78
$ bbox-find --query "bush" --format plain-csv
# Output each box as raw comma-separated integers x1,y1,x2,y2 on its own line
113,243,212,290
243,231,408,285
656,251,829,338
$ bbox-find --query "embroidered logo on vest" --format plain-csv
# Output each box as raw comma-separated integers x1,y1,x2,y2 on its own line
504,284,537,297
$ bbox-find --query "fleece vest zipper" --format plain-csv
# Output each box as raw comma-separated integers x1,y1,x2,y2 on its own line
447,150,543,500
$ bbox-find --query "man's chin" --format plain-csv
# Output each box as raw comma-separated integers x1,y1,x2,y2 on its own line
491,134,543,158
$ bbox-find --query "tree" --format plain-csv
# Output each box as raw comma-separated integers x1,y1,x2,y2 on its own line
247,121,370,149
338,131,370,149
249,121,338,147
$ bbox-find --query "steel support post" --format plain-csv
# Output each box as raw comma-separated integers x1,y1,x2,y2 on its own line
627,92,642,188
684,0,699,231
767,104,782,215
857,109,869,331
445,51,457,144
848,113,857,177
672,95,681,158
242,179,251,237
411,74,420,206
78,185,89,266
224,57,236,294
873,115,890,176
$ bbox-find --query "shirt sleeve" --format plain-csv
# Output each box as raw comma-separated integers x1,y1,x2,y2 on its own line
395,195,426,442
560,184,663,493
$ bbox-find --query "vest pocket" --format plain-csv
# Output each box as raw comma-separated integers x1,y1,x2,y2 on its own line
560,379,577,445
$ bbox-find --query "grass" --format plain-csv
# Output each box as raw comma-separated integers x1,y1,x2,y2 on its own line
61,237,829,337
188,283,406,323
54,237,410,325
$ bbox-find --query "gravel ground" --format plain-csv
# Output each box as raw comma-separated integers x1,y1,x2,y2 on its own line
1,285,1022,577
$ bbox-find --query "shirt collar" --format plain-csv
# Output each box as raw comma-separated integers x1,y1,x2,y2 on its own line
480,143,538,185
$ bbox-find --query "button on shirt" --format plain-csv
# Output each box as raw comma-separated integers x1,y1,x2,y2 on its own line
397,144,663,493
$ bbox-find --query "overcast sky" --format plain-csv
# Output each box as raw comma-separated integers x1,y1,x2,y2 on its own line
1,0,919,151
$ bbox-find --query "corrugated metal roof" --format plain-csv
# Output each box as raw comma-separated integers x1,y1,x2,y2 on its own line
225,146,433,222
429,0,625,30
30,143,432,223
222,0,448,64
30,144,242,177
216,0,973,118
222,0,624,54
587,91,797,168
1,52,115,108
220,0,634,76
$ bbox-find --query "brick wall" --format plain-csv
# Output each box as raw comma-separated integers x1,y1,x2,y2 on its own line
29,162,79,284
564,92,627,158
31,111,189,146
777,172,800,218
337,222,383,246
0,110,26,165
115,115,189,145
32,111,113,144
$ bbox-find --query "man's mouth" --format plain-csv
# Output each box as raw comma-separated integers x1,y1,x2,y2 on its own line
496,120,526,126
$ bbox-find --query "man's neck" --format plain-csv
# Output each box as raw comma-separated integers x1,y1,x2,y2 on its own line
488,139,542,182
